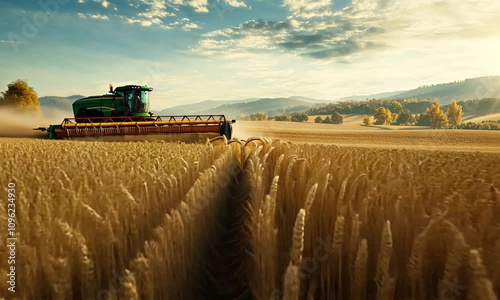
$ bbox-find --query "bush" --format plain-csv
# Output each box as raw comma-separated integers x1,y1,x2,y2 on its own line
314,116,323,123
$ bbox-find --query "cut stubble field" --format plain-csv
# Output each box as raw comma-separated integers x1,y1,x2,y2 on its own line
234,117,500,152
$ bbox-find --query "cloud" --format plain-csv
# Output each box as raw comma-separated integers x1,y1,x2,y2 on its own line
283,0,333,18
77,12,109,20
92,0,112,9
166,0,209,13
183,22,201,31
0,40,14,43
191,0,500,61
224,0,247,8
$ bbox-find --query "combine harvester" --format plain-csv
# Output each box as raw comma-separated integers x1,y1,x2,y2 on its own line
35,84,235,139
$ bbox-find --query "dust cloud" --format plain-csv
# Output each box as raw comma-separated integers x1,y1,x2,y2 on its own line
231,121,262,141
0,108,257,143
0,108,69,138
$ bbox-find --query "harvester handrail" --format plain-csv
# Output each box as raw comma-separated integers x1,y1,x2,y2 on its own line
62,114,227,126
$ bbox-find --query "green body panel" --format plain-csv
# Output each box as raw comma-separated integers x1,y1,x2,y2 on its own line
47,124,62,139
72,85,152,118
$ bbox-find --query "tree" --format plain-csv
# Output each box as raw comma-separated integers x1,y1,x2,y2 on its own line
249,112,268,121
373,107,392,125
331,112,343,124
396,109,412,125
275,114,291,121
362,115,373,126
416,113,431,126
426,103,448,128
290,112,309,122
314,116,323,123
446,100,463,126
1,79,40,113
391,101,403,114
323,116,332,124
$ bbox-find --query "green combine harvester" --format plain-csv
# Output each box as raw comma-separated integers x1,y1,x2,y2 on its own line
35,84,235,139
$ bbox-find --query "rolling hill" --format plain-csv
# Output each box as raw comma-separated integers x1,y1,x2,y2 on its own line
38,95,83,113
157,96,326,115
157,99,254,115
336,91,408,101
336,76,500,103
391,77,500,103
37,76,500,117
201,98,314,116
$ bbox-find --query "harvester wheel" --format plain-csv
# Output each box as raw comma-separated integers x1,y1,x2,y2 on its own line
220,121,233,139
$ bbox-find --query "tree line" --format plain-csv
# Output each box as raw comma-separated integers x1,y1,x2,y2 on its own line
362,100,463,128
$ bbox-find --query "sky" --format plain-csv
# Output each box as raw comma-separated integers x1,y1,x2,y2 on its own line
0,0,499,110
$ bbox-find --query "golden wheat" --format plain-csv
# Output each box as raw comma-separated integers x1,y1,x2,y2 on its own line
0,136,499,299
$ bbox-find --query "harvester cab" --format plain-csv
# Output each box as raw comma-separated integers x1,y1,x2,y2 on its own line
34,84,236,140
73,84,153,121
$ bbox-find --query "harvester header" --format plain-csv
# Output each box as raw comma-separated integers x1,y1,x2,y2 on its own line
35,84,235,139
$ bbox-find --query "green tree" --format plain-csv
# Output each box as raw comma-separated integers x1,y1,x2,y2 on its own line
275,114,291,121
396,109,412,125
391,101,403,113
323,116,332,124
362,115,373,126
290,112,309,122
416,113,431,126
426,103,448,128
249,112,268,121
373,107,392,125
314,116,323,123
1,79,40,113
446,100,463,126
331,112,343,124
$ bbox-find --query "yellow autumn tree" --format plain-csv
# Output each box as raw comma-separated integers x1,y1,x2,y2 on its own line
446,100,463,126
390,101,403,113
374,107,392,125
362,115,373,126
1,79,40,113
426,103,448,128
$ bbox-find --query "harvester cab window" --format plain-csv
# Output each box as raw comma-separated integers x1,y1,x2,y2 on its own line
125,92,134,111
137,91,149,113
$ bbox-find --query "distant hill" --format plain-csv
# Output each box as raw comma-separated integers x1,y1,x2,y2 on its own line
37,76,500,117
392,77,500,103
158,99,252,115
201,98,315,117
336,91,407,101
38,95,83,114
158,96,325,116
336,77,500,103
288,96,329,103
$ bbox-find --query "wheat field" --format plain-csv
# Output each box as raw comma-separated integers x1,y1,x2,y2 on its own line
0,136,499,300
